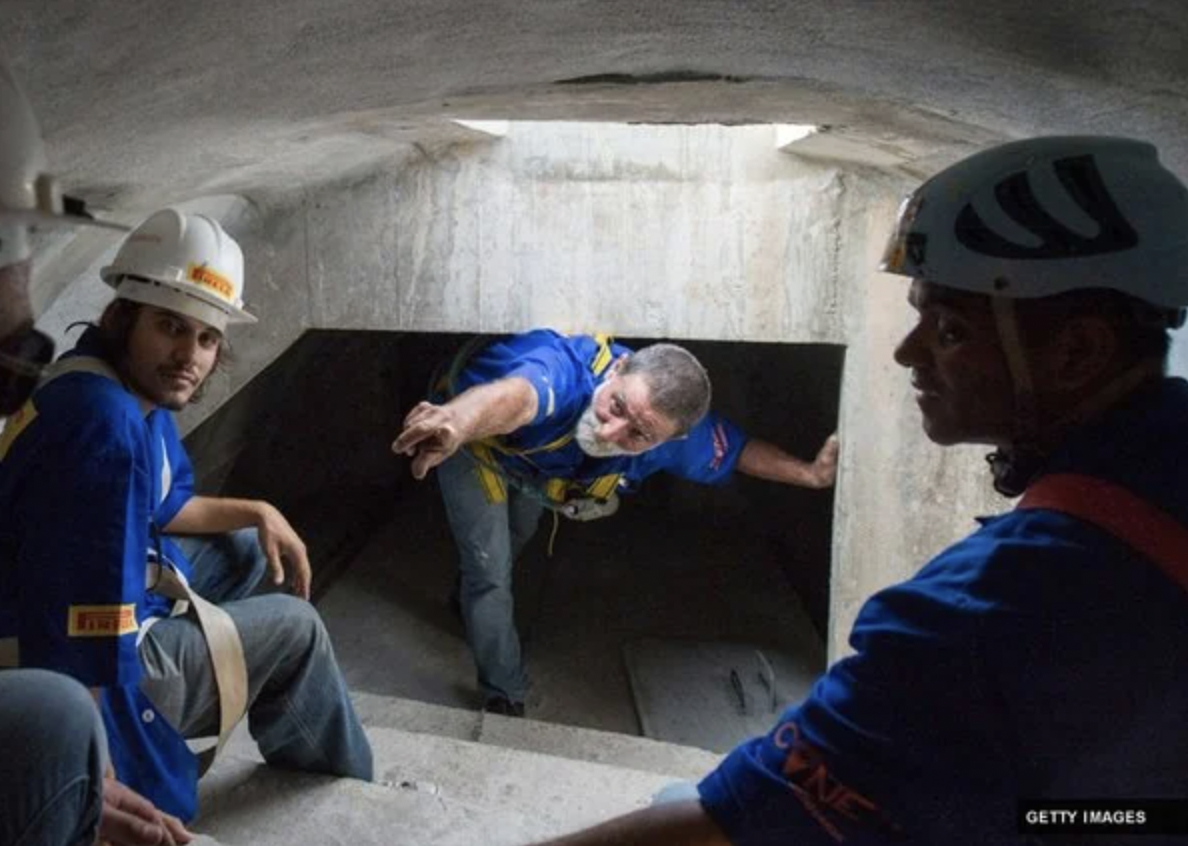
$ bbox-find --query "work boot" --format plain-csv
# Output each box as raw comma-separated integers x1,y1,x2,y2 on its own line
483,696,525,718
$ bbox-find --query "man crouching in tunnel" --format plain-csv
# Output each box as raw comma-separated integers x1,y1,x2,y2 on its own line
392,329,839,718
529,137,1188,845
0,208,373,822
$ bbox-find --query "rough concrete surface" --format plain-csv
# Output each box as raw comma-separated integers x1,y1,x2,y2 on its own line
7,0,1188,213
318,477,827,738
198,760,556,846
196,719,705,845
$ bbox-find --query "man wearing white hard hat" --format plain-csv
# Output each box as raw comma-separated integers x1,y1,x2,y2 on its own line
0,204,373,823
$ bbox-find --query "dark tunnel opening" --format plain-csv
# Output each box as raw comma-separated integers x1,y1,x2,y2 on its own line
186,330,842,738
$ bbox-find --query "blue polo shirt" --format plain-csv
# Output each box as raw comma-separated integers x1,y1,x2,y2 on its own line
698,378,1188,845
0,327,200,819
450,330,747,489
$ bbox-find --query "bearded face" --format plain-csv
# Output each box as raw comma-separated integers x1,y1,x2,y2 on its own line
574,383,633,457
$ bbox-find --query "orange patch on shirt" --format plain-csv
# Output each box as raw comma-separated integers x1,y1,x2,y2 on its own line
67,604,138,637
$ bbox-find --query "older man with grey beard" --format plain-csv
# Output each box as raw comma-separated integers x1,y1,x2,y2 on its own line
393,329,839,718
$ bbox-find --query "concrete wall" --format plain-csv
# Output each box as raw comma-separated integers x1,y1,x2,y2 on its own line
828,185,1006,658
391,123,846,343
33,121,1018,664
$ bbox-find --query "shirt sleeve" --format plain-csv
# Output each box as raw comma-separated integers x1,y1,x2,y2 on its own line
15,410,150,687
696,679,909,845
629,412,749,486
156,416,194,527
697,566,1005,845
504,346,588,427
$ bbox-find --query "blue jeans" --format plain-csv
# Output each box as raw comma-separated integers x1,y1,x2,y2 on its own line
437,452,544,703
0,669,105,846
138,528,373,780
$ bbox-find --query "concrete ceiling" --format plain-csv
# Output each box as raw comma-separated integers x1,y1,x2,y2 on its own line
5,0,1188,218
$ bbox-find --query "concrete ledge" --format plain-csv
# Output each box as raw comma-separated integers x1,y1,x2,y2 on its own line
197,761,555,846
350,691,722,778
196,721,701,844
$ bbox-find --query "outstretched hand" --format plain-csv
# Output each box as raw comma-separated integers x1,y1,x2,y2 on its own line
806,433,840,489
392,401,465,479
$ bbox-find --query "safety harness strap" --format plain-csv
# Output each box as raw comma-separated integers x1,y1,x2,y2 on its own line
1017,473,1188,596
147,563,248,774
450,333,624,506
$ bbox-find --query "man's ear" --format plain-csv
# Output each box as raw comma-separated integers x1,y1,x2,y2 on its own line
1043,315,1119,391
97,298,124,331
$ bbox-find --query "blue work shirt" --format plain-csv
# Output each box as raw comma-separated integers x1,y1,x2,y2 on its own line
0,327,200,819
698,378,1188,845
449,330,747,490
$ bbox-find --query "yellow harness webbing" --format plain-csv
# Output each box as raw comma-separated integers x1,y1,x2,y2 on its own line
450,333,625,507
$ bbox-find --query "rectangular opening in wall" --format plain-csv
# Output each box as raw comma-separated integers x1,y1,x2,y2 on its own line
185,330,843,744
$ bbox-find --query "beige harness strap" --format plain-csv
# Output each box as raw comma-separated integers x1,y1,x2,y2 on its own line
148,563,249,773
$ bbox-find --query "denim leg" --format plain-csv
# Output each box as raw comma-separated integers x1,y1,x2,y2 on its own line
0,669,105,846
437,452,527,703
170,528,269,603
508,485,545,562
138,594,373,781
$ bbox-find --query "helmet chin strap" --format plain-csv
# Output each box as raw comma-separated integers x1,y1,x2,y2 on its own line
987,298,1044,497
987,297,1162,498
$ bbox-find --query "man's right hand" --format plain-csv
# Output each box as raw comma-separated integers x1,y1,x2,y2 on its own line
392,401,466,479
100,776,192,845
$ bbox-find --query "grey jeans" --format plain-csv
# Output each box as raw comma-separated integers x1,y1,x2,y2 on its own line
437,452,545,704
138,528,373,781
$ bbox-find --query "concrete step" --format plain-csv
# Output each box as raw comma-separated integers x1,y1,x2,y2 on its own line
194,762,556,846
349,691,722,779
196,723,700,845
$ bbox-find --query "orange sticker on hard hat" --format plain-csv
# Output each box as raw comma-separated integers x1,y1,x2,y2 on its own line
186,262,234,301
67,604,138,637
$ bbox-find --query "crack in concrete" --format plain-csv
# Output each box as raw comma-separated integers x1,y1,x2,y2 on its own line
553,71,753,86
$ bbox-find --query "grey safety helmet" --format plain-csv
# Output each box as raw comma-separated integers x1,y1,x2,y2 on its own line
0,53,128,266
881,136,1188,321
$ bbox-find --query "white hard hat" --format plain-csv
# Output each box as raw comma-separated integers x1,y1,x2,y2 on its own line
0,55,126,266
880,136,1188,313
101,208,256,332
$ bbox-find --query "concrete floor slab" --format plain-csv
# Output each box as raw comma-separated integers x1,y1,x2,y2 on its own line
319,490,827,735
623,637,818,752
